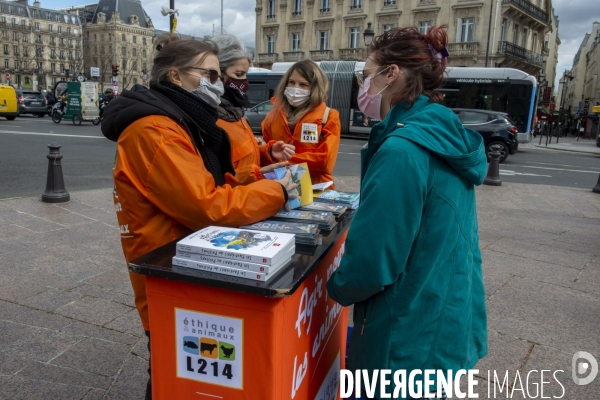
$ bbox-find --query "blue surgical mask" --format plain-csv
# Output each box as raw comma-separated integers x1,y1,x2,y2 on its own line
188,73,224,109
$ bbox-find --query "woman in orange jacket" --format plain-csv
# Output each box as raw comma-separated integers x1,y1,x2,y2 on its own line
261,59,341,185
101,34,296,399
212,34,294,168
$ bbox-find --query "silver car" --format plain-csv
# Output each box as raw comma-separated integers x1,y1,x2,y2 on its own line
245,100,274,134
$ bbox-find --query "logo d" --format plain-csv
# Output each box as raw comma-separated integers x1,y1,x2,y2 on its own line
572,351,598,385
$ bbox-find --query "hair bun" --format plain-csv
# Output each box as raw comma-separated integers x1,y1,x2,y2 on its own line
423,25,448,52
155,33,180,52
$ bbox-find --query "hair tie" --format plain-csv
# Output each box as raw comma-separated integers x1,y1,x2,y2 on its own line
156,44,163,51
428,44,449,60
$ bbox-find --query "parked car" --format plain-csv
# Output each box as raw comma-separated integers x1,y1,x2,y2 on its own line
0,85,19,120
452,108,519,163
245,100,274,134
15,90,47,117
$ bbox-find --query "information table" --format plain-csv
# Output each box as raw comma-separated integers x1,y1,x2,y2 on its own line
129,215,352,399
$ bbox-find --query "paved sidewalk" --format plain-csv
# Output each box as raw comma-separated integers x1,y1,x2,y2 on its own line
0,179,599,398
534,134,600,155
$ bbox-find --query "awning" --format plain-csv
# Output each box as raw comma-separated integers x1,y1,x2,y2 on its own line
536,110,554,121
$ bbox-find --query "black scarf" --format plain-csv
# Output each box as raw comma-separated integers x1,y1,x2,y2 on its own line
151,81,235,186
217,85,247,122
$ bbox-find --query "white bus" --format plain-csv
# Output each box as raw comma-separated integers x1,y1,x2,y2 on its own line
247,62,537,143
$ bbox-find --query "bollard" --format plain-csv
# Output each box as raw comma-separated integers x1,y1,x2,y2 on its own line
593,174,600,194
41,143,70,203
483,144,502,186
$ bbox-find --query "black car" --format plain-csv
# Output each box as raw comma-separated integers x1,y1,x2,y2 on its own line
15,90,47,117
452,109,518,163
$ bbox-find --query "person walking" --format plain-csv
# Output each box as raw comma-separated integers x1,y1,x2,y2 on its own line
261,60,341,185
212,34,294,169
101,34,297,399
326,26,488,399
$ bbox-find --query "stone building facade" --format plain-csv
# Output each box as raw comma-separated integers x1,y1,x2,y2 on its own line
254,0,556,78
0,0,84,90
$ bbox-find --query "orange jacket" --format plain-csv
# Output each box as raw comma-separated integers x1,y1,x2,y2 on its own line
260,100,341,185
216,117,260,169
113,115,286,331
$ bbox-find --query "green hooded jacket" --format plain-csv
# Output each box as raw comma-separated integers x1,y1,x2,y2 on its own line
327,95,488,393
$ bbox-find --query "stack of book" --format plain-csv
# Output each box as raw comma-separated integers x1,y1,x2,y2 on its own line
313,190,360,213
173,226,295,282
241,220,320,246
298,202,347,217
269,210,337,231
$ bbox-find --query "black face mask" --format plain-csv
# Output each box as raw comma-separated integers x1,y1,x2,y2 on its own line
224,77,249,108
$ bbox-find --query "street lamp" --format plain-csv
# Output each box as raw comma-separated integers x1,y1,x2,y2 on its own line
363,22,375,47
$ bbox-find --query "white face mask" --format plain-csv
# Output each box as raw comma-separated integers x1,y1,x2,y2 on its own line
189,75,224,109
284,87,310,107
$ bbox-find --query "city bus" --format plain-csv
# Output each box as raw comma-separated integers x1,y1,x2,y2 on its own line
247,62,537,143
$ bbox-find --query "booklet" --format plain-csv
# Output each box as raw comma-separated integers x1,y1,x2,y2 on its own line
176,226,295,265
312,181,334,191
265,163,313,209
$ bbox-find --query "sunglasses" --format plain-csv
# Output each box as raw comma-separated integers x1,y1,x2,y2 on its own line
354,65,390,88
188,67,221,84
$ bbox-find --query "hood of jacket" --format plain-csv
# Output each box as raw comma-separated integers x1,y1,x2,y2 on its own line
101,84,191,143
368,95,487,185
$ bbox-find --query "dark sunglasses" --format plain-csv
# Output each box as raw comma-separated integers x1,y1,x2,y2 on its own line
188,67,220,84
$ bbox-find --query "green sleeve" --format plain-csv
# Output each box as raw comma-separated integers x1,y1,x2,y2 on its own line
327,142,428,306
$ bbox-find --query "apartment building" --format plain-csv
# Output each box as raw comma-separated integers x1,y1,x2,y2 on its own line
254,0,555,78
0,0,83,90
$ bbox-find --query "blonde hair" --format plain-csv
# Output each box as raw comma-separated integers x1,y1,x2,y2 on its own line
273,60,329,125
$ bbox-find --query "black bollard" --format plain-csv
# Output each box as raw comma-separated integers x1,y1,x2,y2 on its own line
593,174,600,194
483,144,502,186
41,143,70,203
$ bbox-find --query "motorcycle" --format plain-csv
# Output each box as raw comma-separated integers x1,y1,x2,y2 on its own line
50,101,65,124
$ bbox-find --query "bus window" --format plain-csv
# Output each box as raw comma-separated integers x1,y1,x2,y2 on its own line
247,81,266,107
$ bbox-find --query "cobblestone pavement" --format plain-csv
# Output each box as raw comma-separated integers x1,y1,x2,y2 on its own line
0,178,599,398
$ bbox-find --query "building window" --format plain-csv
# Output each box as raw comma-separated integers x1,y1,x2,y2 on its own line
319,31,329,50
67,27,71,35
142,49,147,58
133,36,137,44
31,9,38,18
122,47,126,56
292,0,301,16
12,31,18,41
143,37,146,45
320,0,330,12
133,61,138,70
13,45,18,55
55,14,61,22
500,19,507,42
349,27,360,48
60,63,65,73
46,11,51,20
60,50,65,59
3,44,8,54
266,35,275,53
383,24,394,33
521,29,528,48
4,59,8,69
267,0,276,17
94,34,97,41
14,60,19,70
2,31,7,40
35,22,40,31
291,33,301,51
143,62,147,70
132,48,137,56
49,24,53,32
351,0,361,8
383,0,396,4
532,33,537,52
457,17,474,42
122,33,126,41
22,33,27,42
418,21,431,34
11,18,16,27
51,63,56,73
513,24,519,44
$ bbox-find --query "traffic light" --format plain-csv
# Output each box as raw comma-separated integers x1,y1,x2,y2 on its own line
112,65,119,77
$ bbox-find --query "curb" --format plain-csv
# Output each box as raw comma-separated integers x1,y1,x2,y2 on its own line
533,144,600,155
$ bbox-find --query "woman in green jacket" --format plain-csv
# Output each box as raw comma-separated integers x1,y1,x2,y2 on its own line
327,26,488,399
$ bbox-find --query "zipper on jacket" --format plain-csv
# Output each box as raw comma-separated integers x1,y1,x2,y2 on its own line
361,318,366,335
241,119,248,129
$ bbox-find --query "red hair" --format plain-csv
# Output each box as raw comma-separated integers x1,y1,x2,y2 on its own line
367,25,448,106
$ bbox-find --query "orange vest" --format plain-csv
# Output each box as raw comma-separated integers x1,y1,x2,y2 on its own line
261,100,341,185
113,115,285,331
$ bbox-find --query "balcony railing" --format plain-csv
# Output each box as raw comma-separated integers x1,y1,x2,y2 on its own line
291,11,302,16
501,0,548,23
447,42,480,57
319,8,330,12
339,48,363,61
310,49,333,61
258,53,279,64
497,41,543,67
282,51,305,62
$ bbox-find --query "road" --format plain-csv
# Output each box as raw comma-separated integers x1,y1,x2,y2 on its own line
1,116,599,200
